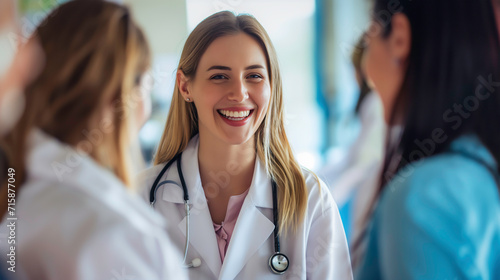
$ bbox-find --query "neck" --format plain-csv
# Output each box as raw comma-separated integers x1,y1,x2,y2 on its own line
198,134,256,199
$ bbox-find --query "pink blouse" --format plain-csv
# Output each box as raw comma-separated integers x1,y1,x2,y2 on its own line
212,188,249,263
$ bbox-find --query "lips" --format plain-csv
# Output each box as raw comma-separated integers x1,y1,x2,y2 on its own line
218,109,251,119
217,108,254,126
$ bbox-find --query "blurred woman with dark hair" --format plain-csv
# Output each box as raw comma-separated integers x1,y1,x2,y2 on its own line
355,0,500,279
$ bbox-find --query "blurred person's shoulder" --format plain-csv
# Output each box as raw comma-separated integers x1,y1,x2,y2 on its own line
384,135,499,206
4,130,177,278
371,135,500,278
378,135,500,235
18,129,167,241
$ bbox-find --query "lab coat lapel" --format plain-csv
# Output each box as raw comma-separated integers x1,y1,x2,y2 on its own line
218,158,275,280
178,203,222,277
174,135,222,277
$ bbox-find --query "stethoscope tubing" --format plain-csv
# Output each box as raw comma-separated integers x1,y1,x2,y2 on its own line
149,152,289,274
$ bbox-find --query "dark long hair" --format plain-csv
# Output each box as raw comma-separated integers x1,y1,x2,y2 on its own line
353,0,500,264
379,0,500,194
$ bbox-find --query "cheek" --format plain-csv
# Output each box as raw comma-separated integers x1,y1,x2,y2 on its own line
364,43,391,100
194,86,218,112
254,84,271,115
363,45,381,90
363,42,402,123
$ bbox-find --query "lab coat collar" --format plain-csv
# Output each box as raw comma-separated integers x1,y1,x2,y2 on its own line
161,135,276,278
219,185,275,279
161,134,274,209
247,153,273,209
161,135,221,276
160,134,204,205
220,146,275,279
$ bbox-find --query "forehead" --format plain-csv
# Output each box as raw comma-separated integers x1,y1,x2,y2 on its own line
197,33,268,70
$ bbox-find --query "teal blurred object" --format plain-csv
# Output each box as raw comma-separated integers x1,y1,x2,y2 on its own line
338,196,352,245
356,135,500,280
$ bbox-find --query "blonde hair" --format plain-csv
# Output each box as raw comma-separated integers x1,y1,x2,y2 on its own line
0,0,151,215
154,11,308,234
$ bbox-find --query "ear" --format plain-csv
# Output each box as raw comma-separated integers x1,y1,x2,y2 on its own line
176,70,191,101
388,13,411,64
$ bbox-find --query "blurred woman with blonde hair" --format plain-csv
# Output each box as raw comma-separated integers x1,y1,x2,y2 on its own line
0,1,186,279
140,11,352,279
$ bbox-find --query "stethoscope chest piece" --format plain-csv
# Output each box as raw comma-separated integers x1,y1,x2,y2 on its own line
269,252,289,274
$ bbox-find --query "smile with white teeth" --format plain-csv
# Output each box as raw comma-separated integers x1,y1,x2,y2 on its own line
218,109,251,120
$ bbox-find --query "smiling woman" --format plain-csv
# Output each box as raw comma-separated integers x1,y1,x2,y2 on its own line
178,32,270,147
138,11,353,280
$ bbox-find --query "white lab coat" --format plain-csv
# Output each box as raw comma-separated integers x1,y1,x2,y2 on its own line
138,135,353,280
0,129,187,280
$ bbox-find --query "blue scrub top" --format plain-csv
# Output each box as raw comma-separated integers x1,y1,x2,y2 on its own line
355,135,500,280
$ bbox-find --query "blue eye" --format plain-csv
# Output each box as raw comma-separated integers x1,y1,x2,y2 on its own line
248,74,263,79
210,74,227,80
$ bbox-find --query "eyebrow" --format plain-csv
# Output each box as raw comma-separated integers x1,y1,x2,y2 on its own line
206,64,265,71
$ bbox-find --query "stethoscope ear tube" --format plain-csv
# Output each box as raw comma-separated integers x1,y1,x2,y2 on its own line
149,153,180,205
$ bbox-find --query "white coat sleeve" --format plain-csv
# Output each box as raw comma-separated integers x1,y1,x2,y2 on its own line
306,181,354,280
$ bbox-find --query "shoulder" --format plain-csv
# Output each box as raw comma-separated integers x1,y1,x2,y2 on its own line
33,181,164,237
16,184,182,278
137,164,167,188
381,152,498,217
302,167,332,201
300,167,339,223
375,152,500,249
300,168,353,279
14,184,173,278
20,168,167,249
364,148,500,279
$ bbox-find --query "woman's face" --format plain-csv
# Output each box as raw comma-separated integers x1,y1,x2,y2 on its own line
180,32,271,145
363,16,410,123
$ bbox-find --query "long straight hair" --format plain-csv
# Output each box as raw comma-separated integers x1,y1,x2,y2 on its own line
154,11,308,234
0,0,151,216
379,0,500,200
353,0,500,262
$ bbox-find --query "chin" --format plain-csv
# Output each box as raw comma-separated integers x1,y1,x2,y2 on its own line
221,132,254,146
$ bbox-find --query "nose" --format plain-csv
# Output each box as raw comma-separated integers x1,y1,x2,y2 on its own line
227,78,249,102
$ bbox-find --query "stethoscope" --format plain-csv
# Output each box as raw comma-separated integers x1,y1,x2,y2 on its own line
149,152,290,274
